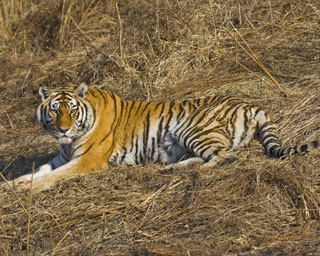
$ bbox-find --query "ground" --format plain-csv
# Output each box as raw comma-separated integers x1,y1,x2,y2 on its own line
0,0,319,255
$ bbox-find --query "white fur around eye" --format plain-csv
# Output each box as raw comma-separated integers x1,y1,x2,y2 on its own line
51,102,59,110
69,101,78,114
69,99,78,108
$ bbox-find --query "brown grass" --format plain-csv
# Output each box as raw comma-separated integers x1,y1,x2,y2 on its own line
0,0,319,255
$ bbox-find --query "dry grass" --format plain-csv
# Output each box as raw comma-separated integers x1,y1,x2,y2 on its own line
0,0,319,255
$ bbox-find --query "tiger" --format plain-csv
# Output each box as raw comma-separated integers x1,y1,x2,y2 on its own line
3,83,319,191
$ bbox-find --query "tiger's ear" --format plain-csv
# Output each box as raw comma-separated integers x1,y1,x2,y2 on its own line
75,83,88,98
39,86,51,101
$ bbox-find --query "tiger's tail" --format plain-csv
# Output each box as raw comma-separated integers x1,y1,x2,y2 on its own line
255,111,319,158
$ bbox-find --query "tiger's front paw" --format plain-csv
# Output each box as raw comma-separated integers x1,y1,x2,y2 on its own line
1,173,45,192
14,179,32,190
3,174,34,191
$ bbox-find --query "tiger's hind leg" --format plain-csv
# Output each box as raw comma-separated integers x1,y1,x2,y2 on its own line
161,150,236,171
161,157,205,171
161,131,236,170
201,150,237,168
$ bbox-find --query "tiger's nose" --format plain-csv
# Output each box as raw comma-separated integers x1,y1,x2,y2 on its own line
58,128,70,134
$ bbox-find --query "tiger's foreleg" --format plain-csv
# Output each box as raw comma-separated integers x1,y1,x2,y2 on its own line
28,159,87,191
8,152,105,192
4,153,67,190
12,157,102,192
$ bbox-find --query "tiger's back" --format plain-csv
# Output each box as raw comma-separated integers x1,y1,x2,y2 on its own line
7,83,319,191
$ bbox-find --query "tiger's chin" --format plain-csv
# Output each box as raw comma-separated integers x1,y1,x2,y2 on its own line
57,136,73,144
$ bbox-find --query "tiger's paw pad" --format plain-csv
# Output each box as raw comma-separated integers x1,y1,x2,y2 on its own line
9,179,33,191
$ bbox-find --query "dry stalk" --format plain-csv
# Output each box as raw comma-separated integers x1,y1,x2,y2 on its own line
100,213,106,238
70,16,93,42
0,103,18,116
58,0,73,48
51,231,71,256
267,30,310,49
301,194,310,220
140,208,186,231
115,2,123,60
151,220,177,237
228,28,287,94
278,97,312,131
26,163,35,256
4,111,14,129
0,134,38,214
0,0,11,39
0,172,27,214
0,210,9,256
79,0,97,25
21,69,32,93
216,47,274,91
268,0,274,25
139,184,167,207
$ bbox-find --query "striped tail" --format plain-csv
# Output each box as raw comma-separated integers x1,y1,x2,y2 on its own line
259,121,319,158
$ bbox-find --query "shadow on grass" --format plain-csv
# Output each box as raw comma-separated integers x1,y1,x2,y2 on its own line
0,152,57,181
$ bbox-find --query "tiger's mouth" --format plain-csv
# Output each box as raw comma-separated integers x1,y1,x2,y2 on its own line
53,131,75,144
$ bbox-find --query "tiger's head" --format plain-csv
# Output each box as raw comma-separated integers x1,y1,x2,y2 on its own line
37,83,94,144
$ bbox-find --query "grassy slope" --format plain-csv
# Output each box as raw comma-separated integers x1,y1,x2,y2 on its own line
0,0,319,255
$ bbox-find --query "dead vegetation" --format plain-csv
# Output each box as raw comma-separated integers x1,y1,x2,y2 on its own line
0,0,319,255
